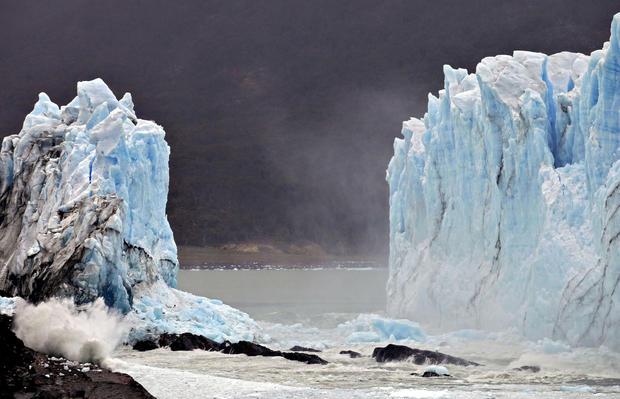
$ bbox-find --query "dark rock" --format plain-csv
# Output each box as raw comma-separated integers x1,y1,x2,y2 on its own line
372,344,479,366
168,333,222,352
155,332,221,352
0,314,154,399
157,332,178,347
340,350,362,358
514,365,540,373
221,340,328,364
281,352,328,365
149,332,329,365
0,314,34,376
422,371,451,377
132,340,159,352
221,340,280,356
289,345,321,353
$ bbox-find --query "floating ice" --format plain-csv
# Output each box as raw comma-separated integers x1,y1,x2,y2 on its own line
346,331,381,343
126,281,261,343
560,385,596,393
387,14,620,349
339,314,427,343
537,338,572,354
0,296,19,315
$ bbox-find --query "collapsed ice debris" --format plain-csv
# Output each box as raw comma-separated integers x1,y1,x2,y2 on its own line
0,79,259,342
387,13,620,349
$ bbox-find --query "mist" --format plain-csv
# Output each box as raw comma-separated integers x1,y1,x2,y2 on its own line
13,298,128,364
0,0,618,257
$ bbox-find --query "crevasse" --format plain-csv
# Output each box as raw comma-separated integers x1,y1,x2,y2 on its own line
387,14,620,349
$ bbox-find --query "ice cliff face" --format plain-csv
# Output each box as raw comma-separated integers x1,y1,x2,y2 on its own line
0,79,260,343
387,14,620,349
0,79,176,313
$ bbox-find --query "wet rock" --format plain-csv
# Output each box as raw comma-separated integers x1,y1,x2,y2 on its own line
0,314,154,398
157,333,178,348
289,345,321,352
132,340,159,352
221,340,279,356
372,344,479,366
422,370,451,377
147,332,329,365
340,350,362,358
221,340,328,364
514,365,540,373
156,332,222,351
281,352,328,365
169,333,222,352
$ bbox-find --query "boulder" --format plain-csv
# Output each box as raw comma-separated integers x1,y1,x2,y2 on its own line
340,350,362,358
0,315,154,398
132,340,159,352
372,344,479,366
289,345,322,352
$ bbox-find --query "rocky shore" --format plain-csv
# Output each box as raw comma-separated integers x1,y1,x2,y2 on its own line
0,315,154,399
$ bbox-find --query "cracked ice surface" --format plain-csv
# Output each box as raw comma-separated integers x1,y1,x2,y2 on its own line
387,14,620,349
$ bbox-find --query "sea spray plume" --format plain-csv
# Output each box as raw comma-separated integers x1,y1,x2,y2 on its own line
13,297,128,363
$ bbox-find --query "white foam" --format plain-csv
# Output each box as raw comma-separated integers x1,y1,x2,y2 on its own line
13,297,128,363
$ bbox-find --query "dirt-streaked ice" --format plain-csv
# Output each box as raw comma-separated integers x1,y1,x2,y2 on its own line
0,79,259,343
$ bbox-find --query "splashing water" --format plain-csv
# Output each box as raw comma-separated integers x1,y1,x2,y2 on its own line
13,297,128,363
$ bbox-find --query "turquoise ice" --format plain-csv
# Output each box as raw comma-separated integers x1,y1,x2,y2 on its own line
387,14,620,349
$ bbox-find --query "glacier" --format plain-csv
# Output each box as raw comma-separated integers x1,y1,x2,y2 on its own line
387,14,620,349
0,79,259,343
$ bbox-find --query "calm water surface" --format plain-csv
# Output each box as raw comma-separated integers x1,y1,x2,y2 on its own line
177,268,388,324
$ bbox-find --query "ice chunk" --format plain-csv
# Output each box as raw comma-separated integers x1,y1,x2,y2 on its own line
0,79,259,344
346,331,381,343
560,386,596,393
339,314,426,342
0,296,20,315
126,281,261,343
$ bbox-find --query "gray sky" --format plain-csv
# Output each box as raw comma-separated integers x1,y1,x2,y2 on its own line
1,1,618,256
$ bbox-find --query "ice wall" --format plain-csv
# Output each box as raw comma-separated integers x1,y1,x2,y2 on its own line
0,79,260,343
0,79,176,312
387,14,620,349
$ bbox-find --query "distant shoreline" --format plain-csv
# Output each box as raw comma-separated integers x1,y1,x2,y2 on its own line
177,245,386,270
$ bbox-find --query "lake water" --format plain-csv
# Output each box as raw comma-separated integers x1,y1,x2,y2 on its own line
177,268,388,324
112,267,620,399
